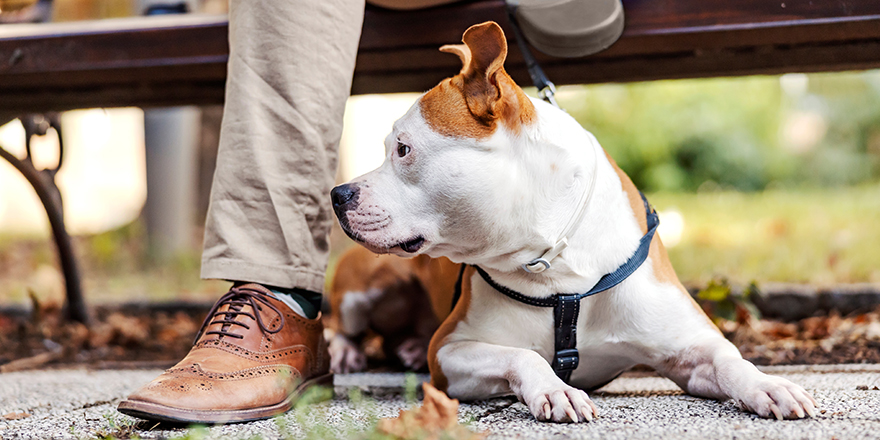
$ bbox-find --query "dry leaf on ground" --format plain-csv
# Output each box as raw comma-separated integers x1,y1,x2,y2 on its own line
378,383,485,440
1,412,31,421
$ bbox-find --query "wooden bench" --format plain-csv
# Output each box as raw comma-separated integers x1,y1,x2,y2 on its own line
1,0,879,114
1,0,879,322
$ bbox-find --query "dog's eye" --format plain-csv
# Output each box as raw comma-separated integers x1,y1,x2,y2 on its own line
397,142,411,158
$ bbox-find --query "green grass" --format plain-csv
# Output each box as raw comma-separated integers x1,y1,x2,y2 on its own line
649,184,880,285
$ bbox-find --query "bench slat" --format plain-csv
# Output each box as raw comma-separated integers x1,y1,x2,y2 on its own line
0,0,878,112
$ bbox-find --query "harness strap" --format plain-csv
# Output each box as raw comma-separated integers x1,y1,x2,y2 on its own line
473,266,555,307
554,294,581,383
468,192,659,382
581,192,659,296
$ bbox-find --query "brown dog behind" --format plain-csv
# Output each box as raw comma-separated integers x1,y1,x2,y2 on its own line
327,245,461,373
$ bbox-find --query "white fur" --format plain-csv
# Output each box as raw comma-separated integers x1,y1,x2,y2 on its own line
338,288,383,335
339,95,817,423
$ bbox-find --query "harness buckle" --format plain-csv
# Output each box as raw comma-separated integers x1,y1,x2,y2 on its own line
553,348,580,373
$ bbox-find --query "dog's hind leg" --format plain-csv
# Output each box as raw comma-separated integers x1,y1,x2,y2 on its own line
432,341,598,423
329,288,383,373
329,333,368,373
657,339,818,420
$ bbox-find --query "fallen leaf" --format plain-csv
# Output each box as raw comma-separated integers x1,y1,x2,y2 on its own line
761,321,797,340
155,312,199,345
801,312,841,340
106,313,150,345
378,383,484,440
2,412,31,420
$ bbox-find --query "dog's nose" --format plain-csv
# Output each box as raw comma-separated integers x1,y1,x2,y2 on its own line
331,184,359,209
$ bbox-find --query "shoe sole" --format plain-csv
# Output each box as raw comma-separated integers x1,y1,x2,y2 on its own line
116,373,334,424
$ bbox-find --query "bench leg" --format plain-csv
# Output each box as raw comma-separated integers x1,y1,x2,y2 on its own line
0,114,89,324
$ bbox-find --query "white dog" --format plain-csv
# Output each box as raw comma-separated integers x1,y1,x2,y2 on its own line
331,21,817,423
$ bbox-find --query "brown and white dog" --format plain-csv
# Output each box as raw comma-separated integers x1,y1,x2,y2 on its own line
327,246,460,373
330,21,816,423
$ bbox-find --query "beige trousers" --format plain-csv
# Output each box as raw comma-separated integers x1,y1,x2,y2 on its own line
201,0,365,293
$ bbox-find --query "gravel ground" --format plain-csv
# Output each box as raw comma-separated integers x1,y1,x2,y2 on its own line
1,365,879,439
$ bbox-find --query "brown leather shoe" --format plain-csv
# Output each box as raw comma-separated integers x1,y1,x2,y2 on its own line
117,284,332,424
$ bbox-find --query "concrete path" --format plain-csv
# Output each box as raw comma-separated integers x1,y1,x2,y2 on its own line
1,365,879,439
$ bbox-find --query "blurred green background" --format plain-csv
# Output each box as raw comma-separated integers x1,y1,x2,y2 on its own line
557,71,880,193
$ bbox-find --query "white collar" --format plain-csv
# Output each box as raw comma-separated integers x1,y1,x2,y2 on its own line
521,140,599,274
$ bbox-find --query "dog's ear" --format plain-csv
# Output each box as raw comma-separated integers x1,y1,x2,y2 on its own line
440,21,534,130
457,22,507,124
439,44,472,75
460,21,507,81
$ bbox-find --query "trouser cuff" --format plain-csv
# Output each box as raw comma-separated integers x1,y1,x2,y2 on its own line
201,258,326,293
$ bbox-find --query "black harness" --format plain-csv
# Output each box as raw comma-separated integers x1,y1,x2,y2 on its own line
451,192,659,383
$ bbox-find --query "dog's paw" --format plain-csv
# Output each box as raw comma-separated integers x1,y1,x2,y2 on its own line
523,385,598,423
329,334,367,373
395,337,428,371
736,376,818,420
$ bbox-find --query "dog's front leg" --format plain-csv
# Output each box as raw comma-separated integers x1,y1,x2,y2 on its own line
435,341,598,423
660,340,818,420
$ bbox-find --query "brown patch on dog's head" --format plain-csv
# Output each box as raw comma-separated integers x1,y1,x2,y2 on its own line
420,21,535,139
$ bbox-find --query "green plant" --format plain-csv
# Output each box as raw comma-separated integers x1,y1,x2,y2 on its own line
695,278,760,324
91,411,141,440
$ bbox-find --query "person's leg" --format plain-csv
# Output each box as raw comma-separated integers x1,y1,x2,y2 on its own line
201,0,363,316
117,0,364,423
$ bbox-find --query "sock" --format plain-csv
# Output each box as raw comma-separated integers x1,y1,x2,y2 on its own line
266,286,322,319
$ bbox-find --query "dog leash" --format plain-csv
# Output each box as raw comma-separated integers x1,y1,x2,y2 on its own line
507,5,558,108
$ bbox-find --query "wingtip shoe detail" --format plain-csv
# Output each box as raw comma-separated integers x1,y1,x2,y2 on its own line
118,284,332,424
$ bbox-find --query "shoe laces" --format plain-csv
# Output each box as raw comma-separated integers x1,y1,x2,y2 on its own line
194,285,285,343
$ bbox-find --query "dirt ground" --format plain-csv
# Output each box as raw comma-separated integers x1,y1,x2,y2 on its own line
1,296,879,373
